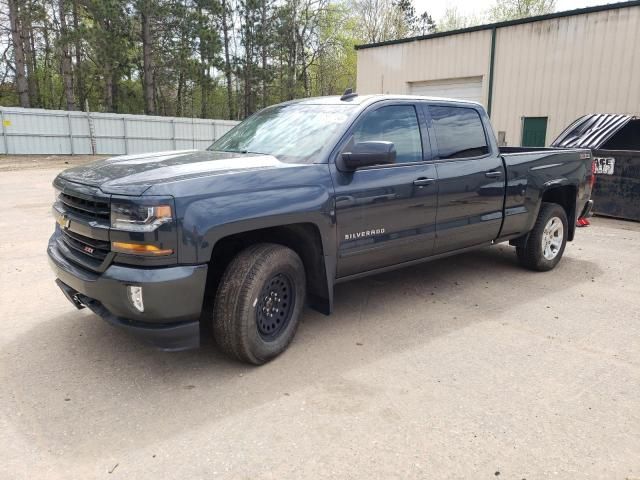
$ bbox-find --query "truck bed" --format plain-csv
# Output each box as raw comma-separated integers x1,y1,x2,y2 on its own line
498,147,593,241
500,147,573,154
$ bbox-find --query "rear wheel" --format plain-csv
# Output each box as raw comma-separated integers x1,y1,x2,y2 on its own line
516,202,568,271
212,243,306,364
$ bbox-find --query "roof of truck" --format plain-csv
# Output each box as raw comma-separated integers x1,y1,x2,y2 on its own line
284,94,483,108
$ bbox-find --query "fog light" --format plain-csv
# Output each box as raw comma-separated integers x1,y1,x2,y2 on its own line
127,285,144,312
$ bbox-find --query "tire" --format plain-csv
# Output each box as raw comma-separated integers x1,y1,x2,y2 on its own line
516,202,569,272
212,243,306,364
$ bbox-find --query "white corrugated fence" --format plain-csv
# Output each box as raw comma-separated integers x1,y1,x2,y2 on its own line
0,106,239,155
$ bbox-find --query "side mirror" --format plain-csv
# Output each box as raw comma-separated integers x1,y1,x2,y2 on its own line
338,141,396,171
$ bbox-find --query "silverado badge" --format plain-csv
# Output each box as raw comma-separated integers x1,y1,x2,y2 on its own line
344,228,385,241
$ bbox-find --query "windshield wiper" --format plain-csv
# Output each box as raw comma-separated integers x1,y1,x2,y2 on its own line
222,149,264,155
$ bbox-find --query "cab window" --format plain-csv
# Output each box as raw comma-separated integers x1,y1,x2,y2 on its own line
349,105,423,163
429,106,489,159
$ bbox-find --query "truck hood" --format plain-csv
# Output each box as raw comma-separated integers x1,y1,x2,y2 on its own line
58,150,298,196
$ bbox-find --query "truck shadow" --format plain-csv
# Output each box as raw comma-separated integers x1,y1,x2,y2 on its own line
3,244,602,462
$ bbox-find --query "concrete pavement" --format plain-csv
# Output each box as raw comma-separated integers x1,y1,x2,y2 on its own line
1,163,639,479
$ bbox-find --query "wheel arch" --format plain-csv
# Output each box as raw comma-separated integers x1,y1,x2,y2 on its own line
539,184,578,241
205,222,335,316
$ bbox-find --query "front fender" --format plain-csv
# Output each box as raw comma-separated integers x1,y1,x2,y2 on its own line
179,185,336,265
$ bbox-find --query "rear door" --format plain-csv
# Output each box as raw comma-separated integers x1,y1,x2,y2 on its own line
331,101,438,277
425,103,505,254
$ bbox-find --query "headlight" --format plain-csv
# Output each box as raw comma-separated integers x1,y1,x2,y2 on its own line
111,203,173,232
53,186,62,204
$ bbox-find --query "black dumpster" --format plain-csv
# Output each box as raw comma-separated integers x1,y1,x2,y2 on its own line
552,114,640,221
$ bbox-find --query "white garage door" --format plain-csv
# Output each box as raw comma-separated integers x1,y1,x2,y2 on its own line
409,76,483,104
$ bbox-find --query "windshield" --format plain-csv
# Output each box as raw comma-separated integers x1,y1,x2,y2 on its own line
208,103,357,163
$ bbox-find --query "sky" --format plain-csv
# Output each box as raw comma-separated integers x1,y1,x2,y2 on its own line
418,0,620,23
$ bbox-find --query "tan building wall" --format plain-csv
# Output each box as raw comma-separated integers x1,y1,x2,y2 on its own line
356,29,493,101
356,3,640,146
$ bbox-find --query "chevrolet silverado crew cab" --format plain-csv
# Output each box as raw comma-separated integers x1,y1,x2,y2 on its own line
49,94,595,364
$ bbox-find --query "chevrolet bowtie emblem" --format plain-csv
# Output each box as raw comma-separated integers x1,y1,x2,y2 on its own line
57,214,70,229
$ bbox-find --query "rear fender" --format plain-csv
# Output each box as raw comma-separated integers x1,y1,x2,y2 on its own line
508,180,578,247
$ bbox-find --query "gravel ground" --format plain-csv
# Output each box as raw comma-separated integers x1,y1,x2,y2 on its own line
1,163,639,479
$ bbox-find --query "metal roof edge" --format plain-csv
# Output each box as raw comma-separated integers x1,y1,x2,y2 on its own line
355,0,640,50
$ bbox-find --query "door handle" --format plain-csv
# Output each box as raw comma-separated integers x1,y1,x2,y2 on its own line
485,170,503,178
335,195,355,207
413,177,436,186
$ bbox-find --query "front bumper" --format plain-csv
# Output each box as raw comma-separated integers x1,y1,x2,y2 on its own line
48,234,208,351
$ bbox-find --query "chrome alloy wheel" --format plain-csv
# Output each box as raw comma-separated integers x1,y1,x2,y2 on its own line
541,216,564,260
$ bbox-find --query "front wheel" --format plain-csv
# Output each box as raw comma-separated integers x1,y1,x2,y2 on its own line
212,243,306,365
516,202,568,271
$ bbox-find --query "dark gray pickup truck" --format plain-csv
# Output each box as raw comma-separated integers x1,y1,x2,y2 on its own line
49,94,595,364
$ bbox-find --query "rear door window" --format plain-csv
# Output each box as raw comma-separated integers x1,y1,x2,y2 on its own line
429,106,489,159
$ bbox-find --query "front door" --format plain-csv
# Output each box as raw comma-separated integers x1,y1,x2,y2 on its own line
426,104,505,253
331,102,438,278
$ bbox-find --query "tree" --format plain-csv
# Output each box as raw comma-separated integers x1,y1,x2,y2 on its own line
257,0,274,108
1,0,404,119
83,0,134,112
136,0,157,115
310,2,357,96
416,11,436,35
194,0,221,118
437,7,482,32
21,0,41,106
353,0,405,43
217,0,233,118
353,0,434,43
238,0,260,116
6,0,30,107
489,0,556,21
272,0,333,101
394,0,435,36
57,0,76,110
71,0,86,109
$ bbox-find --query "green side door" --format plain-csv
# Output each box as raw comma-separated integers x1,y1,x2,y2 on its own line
522,117,548,147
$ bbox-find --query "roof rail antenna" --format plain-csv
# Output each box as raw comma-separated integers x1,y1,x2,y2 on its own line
340,88,358,101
